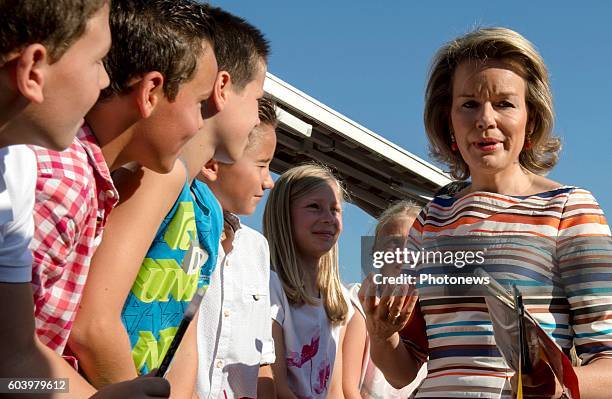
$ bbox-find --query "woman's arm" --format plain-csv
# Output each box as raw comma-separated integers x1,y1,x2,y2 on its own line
271,321,298,399
573,359,612,399
359,274,423,389
342,306,366,399
69,161,186,388
555,190,612,399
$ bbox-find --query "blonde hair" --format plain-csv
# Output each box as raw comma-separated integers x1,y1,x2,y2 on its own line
263,164,349,325
374,200,421,245
424,27,561,180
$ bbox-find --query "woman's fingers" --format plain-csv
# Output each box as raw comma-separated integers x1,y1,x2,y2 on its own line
376,282,417,327
359,271,420,338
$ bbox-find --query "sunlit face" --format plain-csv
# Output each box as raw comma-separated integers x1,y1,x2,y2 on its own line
24,3,111,150
213,60,267,163
213,123,276,215
291,181,343,261
450,60,531,177
129,44,217,173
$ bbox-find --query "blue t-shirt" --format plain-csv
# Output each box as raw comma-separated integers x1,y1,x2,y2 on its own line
121,178,222,374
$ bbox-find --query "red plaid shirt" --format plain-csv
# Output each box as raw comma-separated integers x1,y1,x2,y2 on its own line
30,124,118,353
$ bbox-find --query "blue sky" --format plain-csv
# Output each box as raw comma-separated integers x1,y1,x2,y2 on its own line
213,1,612,283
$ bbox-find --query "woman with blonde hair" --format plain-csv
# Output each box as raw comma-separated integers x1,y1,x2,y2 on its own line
264,164,353,398
360,27,612,398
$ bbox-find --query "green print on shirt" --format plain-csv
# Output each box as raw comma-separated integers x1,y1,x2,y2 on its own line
130,201,202,303
132,326,178,372
131,258,199,303
164,202,197,250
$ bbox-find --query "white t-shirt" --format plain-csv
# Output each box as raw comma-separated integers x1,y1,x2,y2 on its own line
0,145,36,283
270,271,353,399
197,223,275,399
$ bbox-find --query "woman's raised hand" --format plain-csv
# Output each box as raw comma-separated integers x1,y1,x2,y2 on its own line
358,273,418,343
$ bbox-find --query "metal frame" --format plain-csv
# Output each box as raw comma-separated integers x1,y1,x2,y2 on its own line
264,73,452,217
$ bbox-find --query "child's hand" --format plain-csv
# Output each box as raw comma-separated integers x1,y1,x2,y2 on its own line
358,273,418,343
91,373,171,398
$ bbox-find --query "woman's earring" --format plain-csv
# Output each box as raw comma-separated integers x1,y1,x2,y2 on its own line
450,133,458,152
524,132,532,150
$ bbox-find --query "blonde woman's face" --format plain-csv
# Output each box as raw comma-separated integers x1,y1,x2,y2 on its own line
291,181,343,261
450,60,531,177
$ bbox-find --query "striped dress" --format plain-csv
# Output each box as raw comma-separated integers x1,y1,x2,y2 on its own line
407,186,612,398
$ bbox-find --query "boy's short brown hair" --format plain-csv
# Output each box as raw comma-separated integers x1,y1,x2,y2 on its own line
209,6,270,90
100,0,215,101
258,97,278,127
0,0,107,66
244,97,278,151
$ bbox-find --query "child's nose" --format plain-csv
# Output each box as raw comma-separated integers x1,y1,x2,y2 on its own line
321,208,337,223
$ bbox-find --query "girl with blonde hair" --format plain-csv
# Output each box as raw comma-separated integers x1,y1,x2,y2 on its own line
264,163,353,398
343,200,427,399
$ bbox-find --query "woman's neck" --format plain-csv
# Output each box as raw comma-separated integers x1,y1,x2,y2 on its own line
468,163,535,196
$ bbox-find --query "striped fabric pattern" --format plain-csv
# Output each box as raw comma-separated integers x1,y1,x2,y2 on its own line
407,186,612,398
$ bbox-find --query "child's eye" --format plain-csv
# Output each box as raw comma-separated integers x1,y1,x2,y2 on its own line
307,203,319,209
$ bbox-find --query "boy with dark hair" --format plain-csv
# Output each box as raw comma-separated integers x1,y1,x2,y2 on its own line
28,0,217,394
1,1,169,397
196,97,278,399
190,4,271,166
69,3,271,397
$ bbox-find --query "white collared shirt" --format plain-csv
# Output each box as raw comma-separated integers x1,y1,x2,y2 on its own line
196,223,275,399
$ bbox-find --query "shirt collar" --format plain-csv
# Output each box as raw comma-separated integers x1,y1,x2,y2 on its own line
77,122,114,185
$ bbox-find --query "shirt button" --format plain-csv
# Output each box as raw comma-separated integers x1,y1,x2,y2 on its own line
105,189,115,198
223,309,230,317
216,360,223,368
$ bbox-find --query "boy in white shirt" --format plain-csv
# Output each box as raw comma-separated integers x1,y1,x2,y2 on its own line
196,97,278,399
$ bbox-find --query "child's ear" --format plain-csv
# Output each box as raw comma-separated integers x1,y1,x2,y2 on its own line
13,44,48,104
199,158,220,182
134,71,164,118
210,71,232,113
